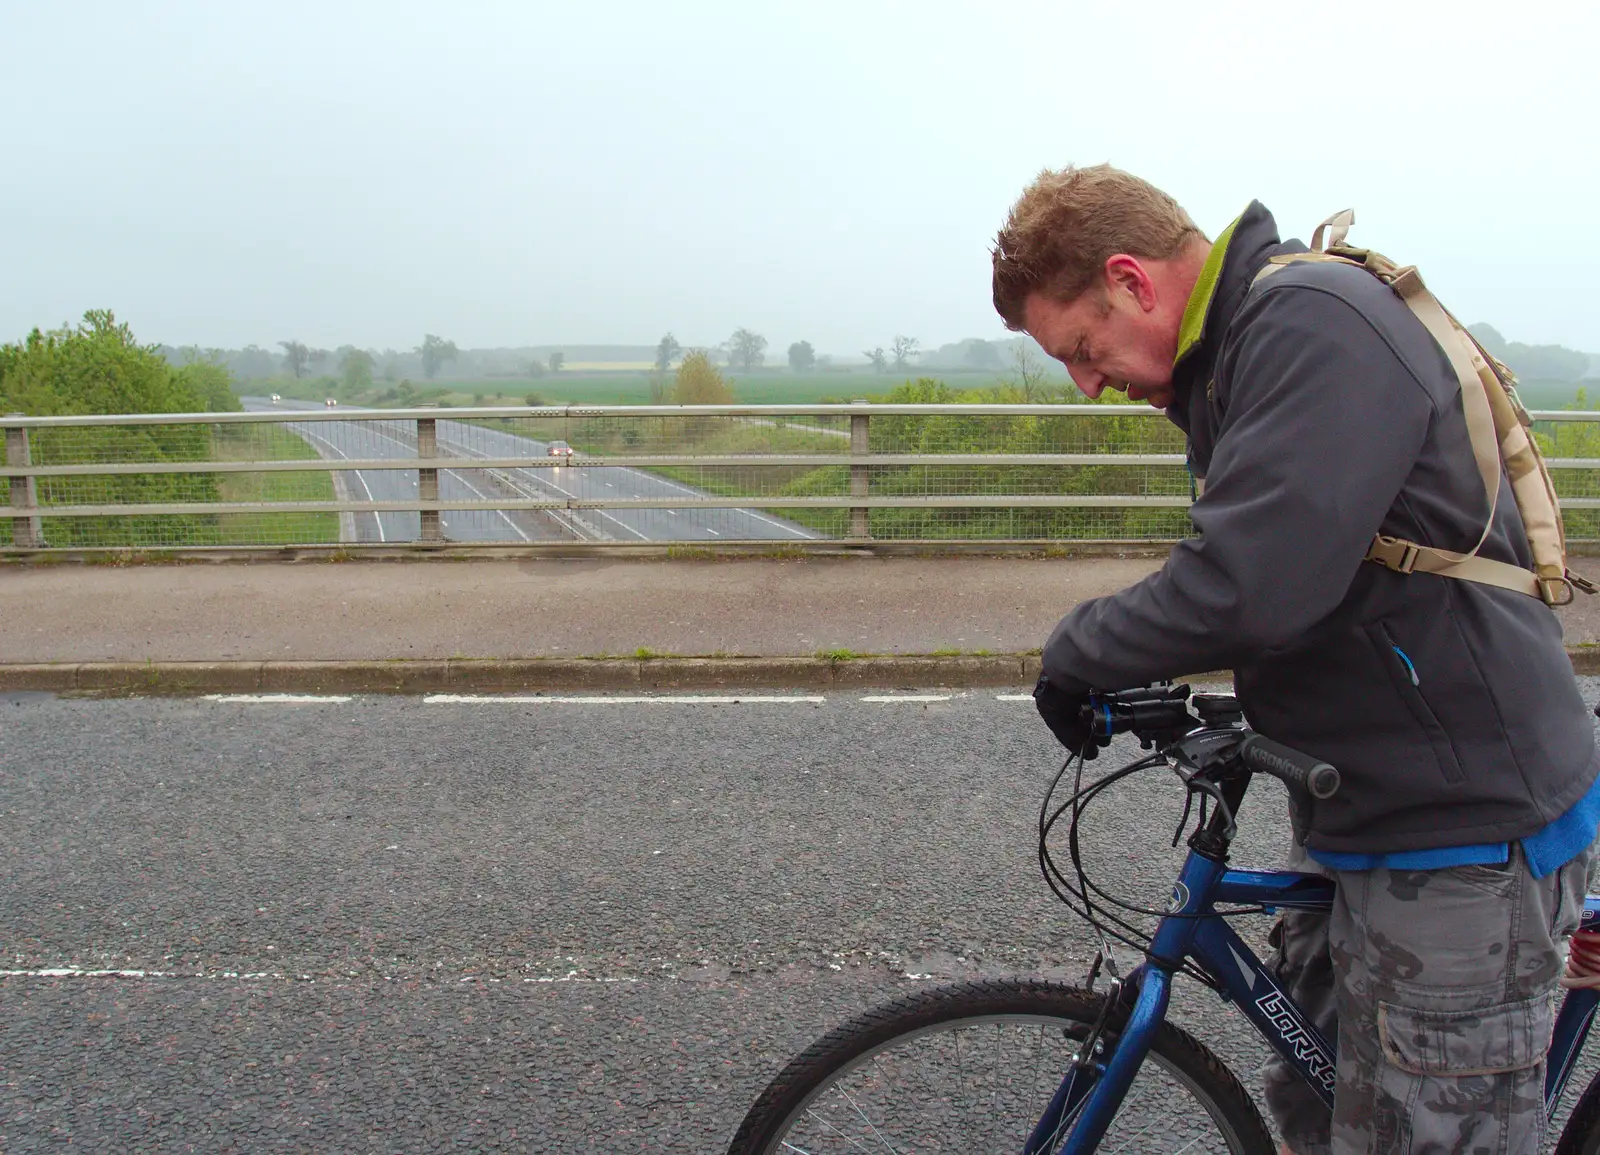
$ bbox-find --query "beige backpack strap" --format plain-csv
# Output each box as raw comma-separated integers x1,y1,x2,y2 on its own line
1252,239,1591,607
1364,536,1547,599
1252,250,1363,286
1310,208,1356,253
1375,258,1588,604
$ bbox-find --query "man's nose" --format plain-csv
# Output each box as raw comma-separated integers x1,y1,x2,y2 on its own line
1067,364,1104,398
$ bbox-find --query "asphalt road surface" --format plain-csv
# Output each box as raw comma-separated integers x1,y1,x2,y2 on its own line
245,399,816,545
4,687,1598,1151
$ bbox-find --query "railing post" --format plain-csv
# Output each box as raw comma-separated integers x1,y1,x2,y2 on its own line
849,399,871,540
416,408,441,543
4,415,42,549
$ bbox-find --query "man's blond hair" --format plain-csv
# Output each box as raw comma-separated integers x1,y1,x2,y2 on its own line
991,164,1203,330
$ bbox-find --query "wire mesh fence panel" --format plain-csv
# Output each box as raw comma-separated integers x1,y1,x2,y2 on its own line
857,504,1195,542
5,407,1600,549
557,412,854,457
1534,417,1600,542
865,409,1182,456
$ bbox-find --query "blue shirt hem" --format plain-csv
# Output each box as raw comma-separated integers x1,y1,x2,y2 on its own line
1308,771,1600,879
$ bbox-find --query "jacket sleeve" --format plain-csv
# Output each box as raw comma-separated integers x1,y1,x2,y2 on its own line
1041,282,1440,691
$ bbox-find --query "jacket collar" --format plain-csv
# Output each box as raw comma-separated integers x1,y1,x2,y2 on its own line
1174,216,1240,365
1172,201,1289,378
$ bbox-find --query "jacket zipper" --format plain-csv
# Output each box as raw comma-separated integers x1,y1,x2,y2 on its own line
1391,645,1420,687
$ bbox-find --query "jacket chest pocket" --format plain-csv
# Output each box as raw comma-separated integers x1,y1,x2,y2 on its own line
1364,621,1466,785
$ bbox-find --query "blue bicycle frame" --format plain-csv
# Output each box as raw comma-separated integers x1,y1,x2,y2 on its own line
1023,846,1600,1155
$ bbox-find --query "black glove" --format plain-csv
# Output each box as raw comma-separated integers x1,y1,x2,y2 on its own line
1033,676,1103,759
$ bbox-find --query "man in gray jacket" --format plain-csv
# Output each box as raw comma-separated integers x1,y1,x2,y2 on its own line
993,164,1599,1154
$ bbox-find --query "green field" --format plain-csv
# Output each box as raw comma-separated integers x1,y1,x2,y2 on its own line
453,370,1023,406
255,369,1030,409
213,425,339,544
256,370,1600,414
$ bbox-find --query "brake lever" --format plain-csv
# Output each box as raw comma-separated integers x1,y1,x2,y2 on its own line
1185,775,1237,842
1167,729,1247,842
1170,786,1195,848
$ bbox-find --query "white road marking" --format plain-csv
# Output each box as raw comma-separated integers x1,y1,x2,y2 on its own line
348,417,811,543
0,966,273,979
193,692,1035,707
439,469,530,541
0,965,643,985
434,437,592,540
736,507,817,539
202,694,354,704
296,425,387,542
585,505,650,539
475,420,816,541
341,423,532,541
425,694,827,704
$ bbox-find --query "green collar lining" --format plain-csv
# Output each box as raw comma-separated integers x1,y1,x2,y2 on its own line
1173,214,1241,366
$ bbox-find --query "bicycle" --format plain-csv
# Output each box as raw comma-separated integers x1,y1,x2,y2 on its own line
727,684,1600,1153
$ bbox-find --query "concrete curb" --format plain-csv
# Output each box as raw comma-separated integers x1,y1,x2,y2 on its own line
0,655,1042,696
7,648,1597,696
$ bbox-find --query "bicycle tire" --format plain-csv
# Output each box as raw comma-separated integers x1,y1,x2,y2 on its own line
727,977,1274,1155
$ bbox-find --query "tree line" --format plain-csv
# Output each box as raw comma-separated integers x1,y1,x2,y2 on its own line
0,311,241,547
651,330,929,374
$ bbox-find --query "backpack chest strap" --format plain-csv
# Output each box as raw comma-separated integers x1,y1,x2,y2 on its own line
1363,534,1578,605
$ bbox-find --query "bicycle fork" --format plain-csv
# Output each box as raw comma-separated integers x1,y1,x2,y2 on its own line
1024,852,1229,1155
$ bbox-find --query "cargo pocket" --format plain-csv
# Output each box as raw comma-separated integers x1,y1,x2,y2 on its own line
1378,994,1549,1076
1375,995,1551,1152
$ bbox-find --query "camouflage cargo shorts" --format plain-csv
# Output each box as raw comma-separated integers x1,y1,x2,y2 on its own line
1263,838,1595,1155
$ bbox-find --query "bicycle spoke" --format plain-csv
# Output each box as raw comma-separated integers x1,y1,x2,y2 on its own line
799,1107,880,1153
833,1084,902,1153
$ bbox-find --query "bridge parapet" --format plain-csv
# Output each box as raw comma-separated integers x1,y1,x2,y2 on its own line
2,401,1597,555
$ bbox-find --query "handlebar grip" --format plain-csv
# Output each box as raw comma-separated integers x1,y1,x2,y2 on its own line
1239,734,1340,799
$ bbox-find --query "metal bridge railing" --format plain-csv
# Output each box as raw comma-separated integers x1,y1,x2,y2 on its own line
4,402,1599,553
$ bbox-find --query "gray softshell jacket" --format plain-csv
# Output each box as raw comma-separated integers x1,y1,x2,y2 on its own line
1042,202,1597,855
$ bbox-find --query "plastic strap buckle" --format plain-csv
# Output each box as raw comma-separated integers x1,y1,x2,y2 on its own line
1366,535,1419,575
1540,577,1577,607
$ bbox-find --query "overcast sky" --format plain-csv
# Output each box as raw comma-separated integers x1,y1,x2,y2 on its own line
3,0,1596,356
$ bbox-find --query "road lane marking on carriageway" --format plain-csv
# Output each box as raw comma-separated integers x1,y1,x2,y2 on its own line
0,965,642,984
330,421,534,541
445,419,813,541
202,694,354,703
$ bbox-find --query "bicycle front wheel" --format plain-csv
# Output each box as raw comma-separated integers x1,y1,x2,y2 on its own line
727,977,1273,1155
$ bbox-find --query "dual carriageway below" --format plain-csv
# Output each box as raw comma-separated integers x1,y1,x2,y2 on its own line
253,398,817,545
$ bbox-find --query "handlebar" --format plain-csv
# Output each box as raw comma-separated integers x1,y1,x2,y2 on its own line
1081,683,1195,744
1078,685,1340,799
1238,734,1341,799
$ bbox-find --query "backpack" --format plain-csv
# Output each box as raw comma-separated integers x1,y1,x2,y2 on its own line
1254,209,1595,607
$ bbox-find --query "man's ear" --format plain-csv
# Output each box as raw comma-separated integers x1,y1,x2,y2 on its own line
1104,254,1157,312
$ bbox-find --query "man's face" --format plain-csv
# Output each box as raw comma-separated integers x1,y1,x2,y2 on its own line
1021,268,1179,409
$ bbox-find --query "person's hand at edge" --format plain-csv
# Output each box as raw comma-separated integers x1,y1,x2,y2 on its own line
1033,675,1103,759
